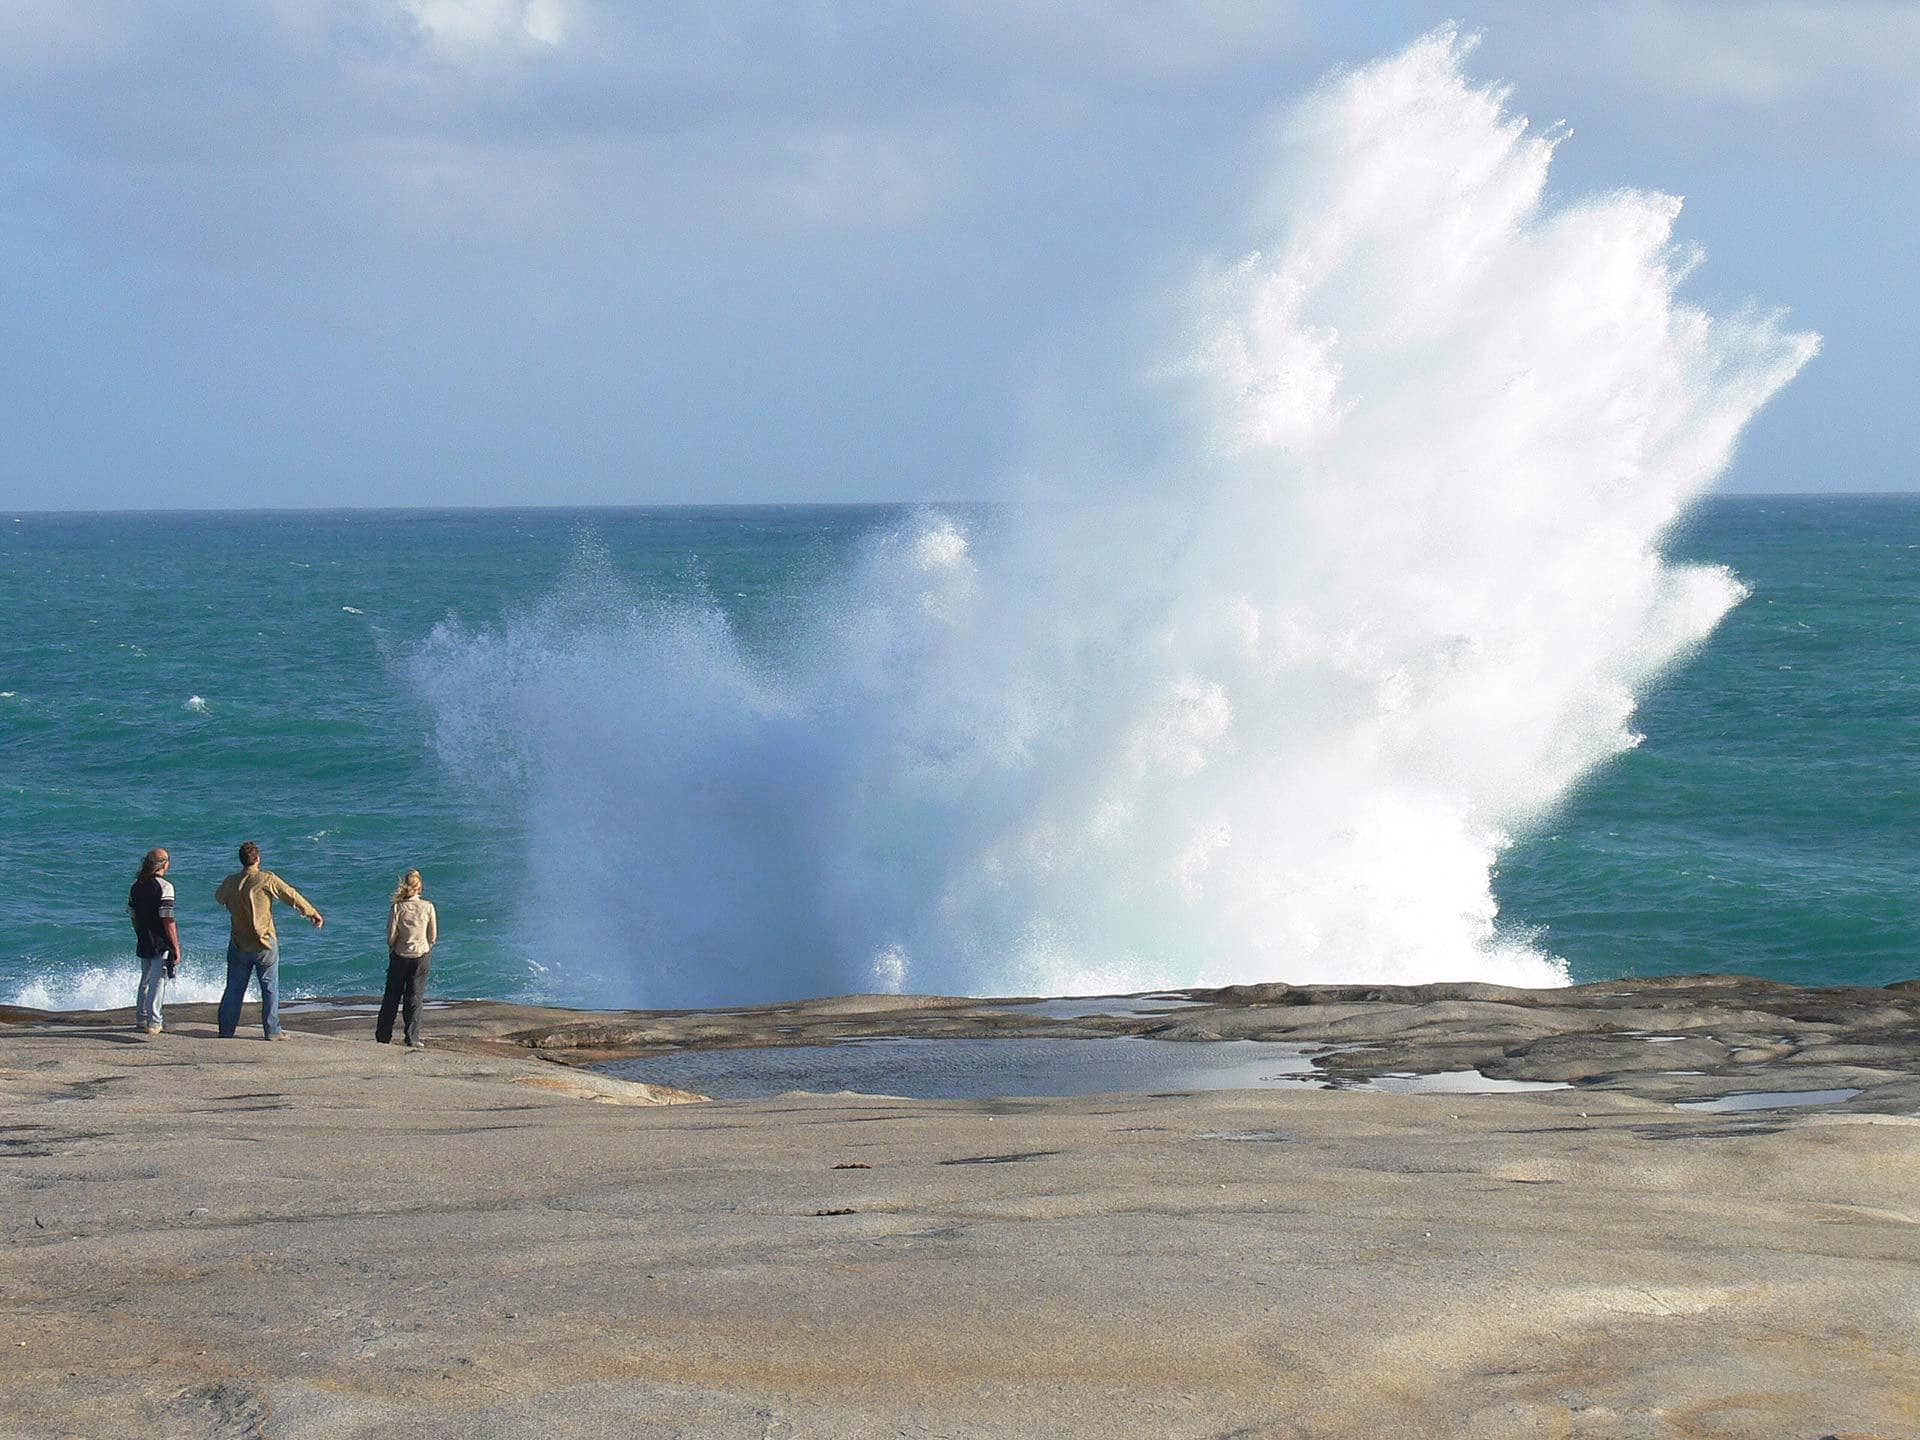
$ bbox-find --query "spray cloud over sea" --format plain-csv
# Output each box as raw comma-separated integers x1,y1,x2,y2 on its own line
417,33,1816,1008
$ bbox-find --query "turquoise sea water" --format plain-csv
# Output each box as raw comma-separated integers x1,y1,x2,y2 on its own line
1496,496,1920,988
2,497,1916,1010
0,507,888,1009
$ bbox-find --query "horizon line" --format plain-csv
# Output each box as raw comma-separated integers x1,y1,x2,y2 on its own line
8,489,1919,518
4,498,993,519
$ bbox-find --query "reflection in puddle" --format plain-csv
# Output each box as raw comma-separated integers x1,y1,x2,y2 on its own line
603,1037,1319,1100
1357,1070,1571,1095
601,1037,1584,1103
1675,1088,1862,1113
978,993,1203,1020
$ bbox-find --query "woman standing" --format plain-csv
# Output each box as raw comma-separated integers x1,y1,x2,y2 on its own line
128,847,180,1035
377,869,437,1049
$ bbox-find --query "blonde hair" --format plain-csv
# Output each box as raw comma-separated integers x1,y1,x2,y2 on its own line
392,869,423,903
136,848,168,882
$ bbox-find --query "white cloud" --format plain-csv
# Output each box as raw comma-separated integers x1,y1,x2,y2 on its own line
1448,0,1920,150
14,0,1911,260
941,0,1307,82
402,0,571,51
357,118,968,241
754,125,966,230
1611,1,1920,105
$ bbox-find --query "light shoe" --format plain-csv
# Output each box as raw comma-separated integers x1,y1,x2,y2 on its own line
268,1032,290,1041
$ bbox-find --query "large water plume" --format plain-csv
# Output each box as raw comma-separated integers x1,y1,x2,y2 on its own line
417,32,1816,1007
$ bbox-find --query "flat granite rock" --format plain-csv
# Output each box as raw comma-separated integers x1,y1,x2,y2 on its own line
252,971,1920,1117
3,979,1919,1438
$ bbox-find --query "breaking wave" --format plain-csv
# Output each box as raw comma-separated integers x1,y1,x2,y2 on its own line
416,32,1814,1007
8,955,248,1012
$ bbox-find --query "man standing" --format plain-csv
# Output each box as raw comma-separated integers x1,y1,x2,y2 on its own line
128,847,181,1035
213,841,323,1040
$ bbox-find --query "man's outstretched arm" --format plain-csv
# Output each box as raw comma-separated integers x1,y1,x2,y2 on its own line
270,876,325,929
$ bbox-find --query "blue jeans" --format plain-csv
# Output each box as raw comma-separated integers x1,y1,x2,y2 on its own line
218,942,280,1038
135,954,170,1029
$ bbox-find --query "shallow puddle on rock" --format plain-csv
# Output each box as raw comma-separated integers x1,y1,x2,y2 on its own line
600,1035,1319,1100
976,993,1204,1020
601,1039,1601,1103
1674,1087,1863,1113
1358,1070,1573,1095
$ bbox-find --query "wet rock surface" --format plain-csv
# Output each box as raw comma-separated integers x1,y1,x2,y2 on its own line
3,985,1918,1438
209,971,1920,1116
1179,975,1920,1114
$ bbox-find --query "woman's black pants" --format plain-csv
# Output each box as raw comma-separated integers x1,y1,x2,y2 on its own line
376,950,431,1046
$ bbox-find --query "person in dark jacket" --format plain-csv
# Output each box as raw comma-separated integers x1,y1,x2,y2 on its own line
128,848,181,1035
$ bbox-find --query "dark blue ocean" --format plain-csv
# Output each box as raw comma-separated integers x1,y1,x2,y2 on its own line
3,497,1915,1011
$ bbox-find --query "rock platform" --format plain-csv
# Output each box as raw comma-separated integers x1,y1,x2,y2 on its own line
4,977,1917,1438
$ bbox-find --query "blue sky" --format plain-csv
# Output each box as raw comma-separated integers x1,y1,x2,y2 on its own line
2,2,1914,509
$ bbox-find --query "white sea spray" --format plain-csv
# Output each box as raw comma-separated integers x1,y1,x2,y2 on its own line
4,955,307,1012
416,32,1815,1007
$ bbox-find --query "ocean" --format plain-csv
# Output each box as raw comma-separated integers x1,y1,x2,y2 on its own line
6,37,1871,1011
2,497,1915,1013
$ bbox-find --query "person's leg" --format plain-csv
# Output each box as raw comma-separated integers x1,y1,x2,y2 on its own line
259,946,281,1038
134,956,158,1029
217,943,249,1037
375,953,406,1043
140,955,170,1031
401,954,430,1047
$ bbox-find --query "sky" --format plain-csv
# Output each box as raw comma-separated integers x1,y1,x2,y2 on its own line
1,1,1915,510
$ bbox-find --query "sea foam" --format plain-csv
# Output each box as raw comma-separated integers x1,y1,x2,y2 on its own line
7,958,248,1012
417,32,1815,1008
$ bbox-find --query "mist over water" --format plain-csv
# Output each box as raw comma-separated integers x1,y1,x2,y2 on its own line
417,33,1816,1008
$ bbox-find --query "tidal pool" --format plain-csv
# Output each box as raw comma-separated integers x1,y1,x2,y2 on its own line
1675,1088,1862,1113
1358,1070,1571,1095
977,993,1202,1020
602,1036,1321,1100
600,1037,1589,1102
